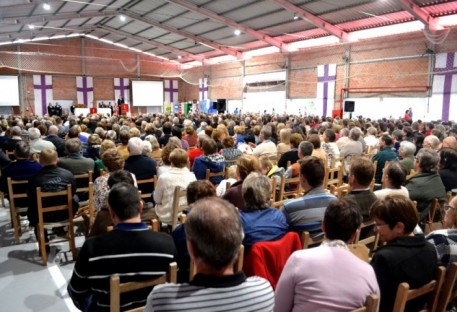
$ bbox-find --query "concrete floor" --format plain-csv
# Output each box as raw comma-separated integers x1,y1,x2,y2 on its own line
0,204,85,312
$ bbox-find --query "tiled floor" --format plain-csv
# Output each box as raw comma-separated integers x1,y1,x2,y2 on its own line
0,204,85,311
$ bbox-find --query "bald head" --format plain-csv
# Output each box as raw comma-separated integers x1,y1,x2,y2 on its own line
442,136,457,149
48,125,59,135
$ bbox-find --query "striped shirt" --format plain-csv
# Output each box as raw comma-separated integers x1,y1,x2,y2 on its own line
68,223,177,311
282,187,336,232
145,272,274,312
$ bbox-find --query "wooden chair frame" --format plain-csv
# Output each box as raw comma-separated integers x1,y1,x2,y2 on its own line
330,184,350,199
205,168,225,185
300,231,325,249
278,176,302,202
110,262,177,312
436,262,457,312
392,266,446,312
7,178,29,244
351,294,379,312
136,175,157,202
171,186,187,230
36,184,77,266
324,164,344,191
425,199,440,234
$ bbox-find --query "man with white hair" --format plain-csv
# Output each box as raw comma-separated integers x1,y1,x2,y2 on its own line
28,127,55,154
423,135,440,151
124,137,157,206
251,126,278,157
2,126,23,152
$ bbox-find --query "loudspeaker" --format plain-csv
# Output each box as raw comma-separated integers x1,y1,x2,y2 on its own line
212,102,218,109
217,99,226,113
344,100,355,112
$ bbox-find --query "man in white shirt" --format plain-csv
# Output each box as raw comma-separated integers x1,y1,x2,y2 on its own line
251,126,277,157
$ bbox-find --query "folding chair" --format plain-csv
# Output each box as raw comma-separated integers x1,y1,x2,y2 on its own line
36,184,77,265
110,262,177,312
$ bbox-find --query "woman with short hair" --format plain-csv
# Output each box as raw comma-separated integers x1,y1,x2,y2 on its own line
370,195,438,312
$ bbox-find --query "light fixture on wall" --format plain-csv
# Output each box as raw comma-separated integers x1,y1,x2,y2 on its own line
43,3,51,10
234,29,241,36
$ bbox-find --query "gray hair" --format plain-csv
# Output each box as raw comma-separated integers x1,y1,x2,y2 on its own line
127,137,144,156
349,127,362,141
28,127,41,140
260,126,272,140
399,141,416,157
242,172,271,209
185,197,243,270
416,148,440,173
424,135,440,150
141,140,152,155
367,127,377,136
169,136,182,148
106,130,117,141
145,135,160,150
65,138,82,154
298,141,314,158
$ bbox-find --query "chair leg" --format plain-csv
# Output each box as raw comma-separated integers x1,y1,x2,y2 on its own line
0,191,5,208
11,212,20,244
38,225,47,266
68,224,77,261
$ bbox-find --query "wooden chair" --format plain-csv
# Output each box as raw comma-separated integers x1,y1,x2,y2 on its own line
406,168,416,180
355,221,379,254
136,176,156,202
270,176,277,202
189,245,244,281
436,262,457,312
351,294,379,312
225,159,238,167
300,231,324,249
278,176,302,201
36,184,77,265
74,172,95,233
425,199,440,234
7,178,29,244
392,266,446,312
324,164,344,191
171,186,188,230
205,168,225,185
330,184,350,199
110,262,177,312
370,160,378,191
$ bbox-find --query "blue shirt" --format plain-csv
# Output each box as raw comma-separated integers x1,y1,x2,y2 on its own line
240,208,288,247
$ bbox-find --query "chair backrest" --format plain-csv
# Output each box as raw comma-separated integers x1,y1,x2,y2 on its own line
171,186,188,230
205,168,225,185
37,184,74,219
392,266,446,312
136,176,156,201
351,294,379,312
270,176,277,202
189,245,244,282
436,262,457,312
278,176,302,201
355,221,379,254
243,232,302,289
7,177,29,244
110,262,177,312
330,184,350,199
324,164,343,191
425,199,440,234
300,231,324,249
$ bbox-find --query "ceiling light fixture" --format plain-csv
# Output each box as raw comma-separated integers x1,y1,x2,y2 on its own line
234,29,241,36
28,24,35,29
177,55,182,59
293,14,299,20
43,3,51,10
119,15,126,22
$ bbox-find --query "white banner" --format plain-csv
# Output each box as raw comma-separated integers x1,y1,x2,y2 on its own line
317,64,336,117
76,76,94,107
33,74,53,116
432,52,457,121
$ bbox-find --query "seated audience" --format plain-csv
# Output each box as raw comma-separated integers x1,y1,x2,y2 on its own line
346,157,377,221
240,172,288,248
276,128,291,155
45,125,66,157
374,161,409,200
68,183,177,311
84,133,101,160
157,141,180,178
154,148,196,224
275,198,380,312
398,140,416,175
282,156,336,232
172,180,216,282
251,126,278,157
216,166,237,197
192,138,225,185
277,133,303,170
309,134,328,165
221,136,242,163
284,141,314,178
93,139,116,179
187,135,205,169
259,155,284,200
145,197,274,312
58,138,95,175
370,195,438,312
145,134,162,163
116,129,130,160
439,147,457,192
223,154,260,210
372,134,398,184
426,195,457,268
28,127,56,154
405,148,446,222
322,128,341,167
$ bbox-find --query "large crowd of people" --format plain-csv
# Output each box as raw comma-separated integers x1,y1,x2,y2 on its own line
1,110,457,311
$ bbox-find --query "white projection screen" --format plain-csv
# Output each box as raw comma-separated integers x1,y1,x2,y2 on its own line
0,75,20,106
131,80,163,107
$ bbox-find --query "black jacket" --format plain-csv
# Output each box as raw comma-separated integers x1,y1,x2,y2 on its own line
371,235,438,312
